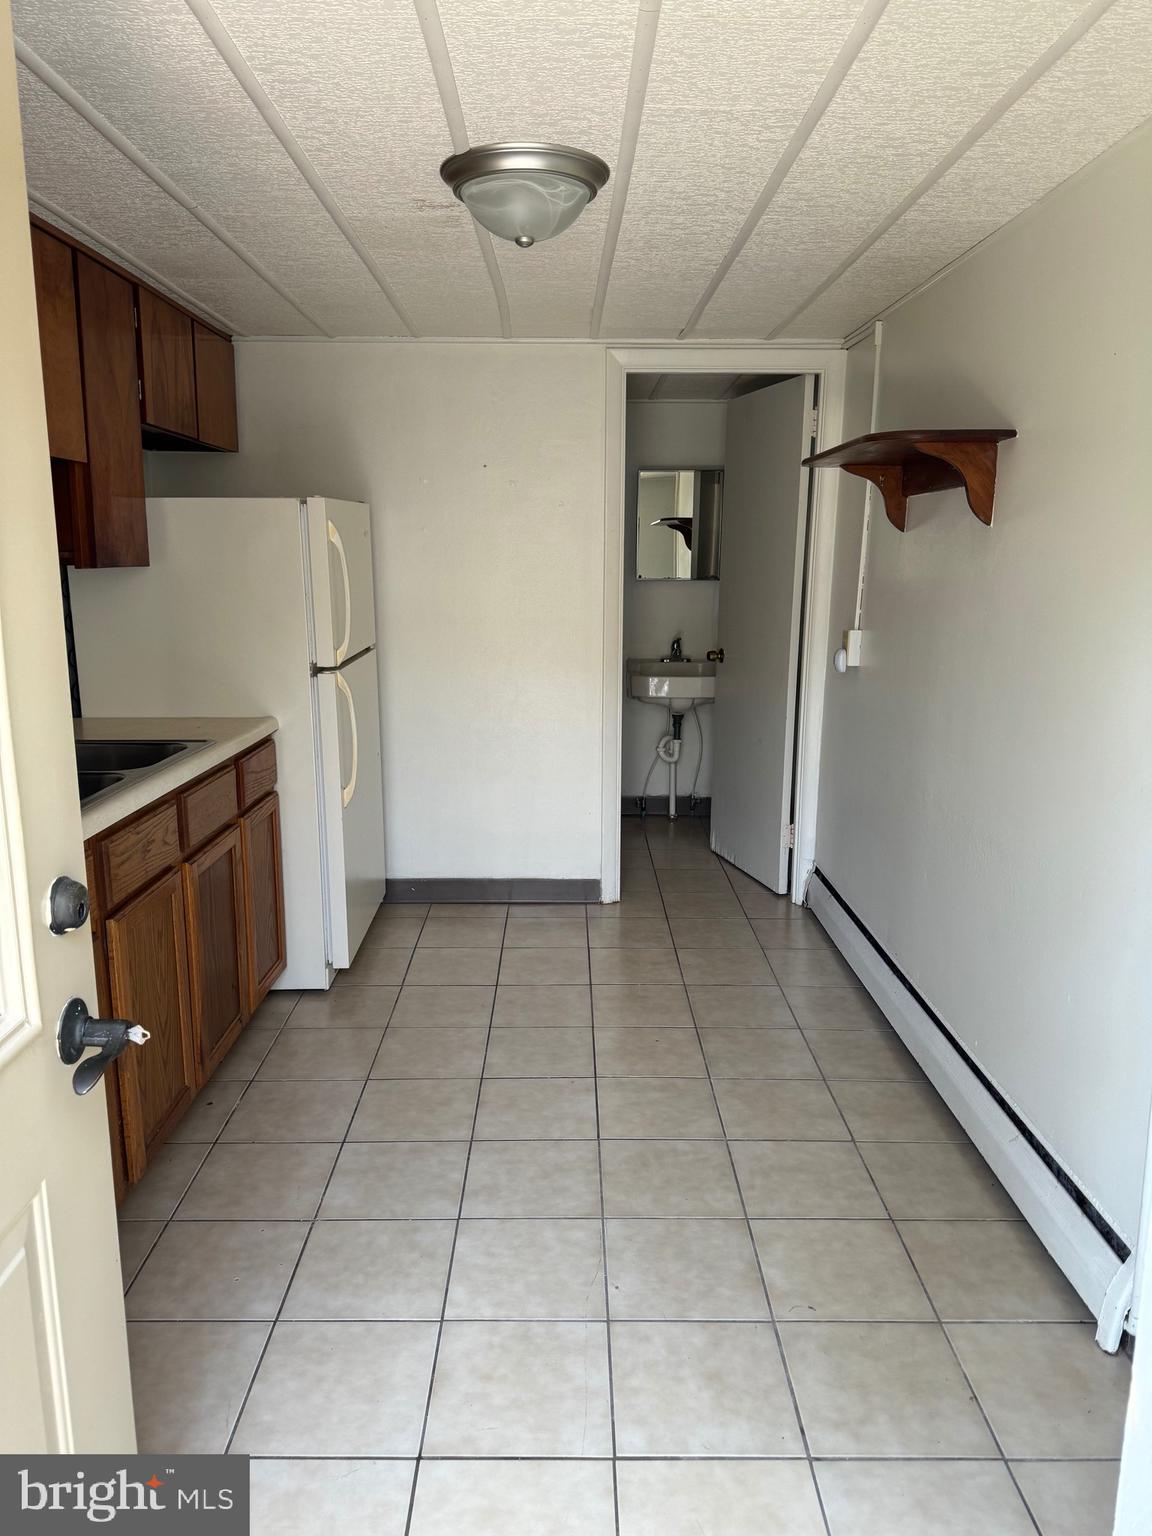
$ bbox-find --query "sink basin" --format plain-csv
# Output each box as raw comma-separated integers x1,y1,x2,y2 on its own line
627,658,716,713
77,770,126,804
75,739,206,773
74,737,212,812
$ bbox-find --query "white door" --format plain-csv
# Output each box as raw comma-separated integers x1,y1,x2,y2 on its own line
0,12,135,1452
305,499,386,968
710,375,815,892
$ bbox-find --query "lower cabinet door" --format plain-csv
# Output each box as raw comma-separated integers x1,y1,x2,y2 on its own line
240,792,287,1012
183,824,249,1081
106,868,196,1182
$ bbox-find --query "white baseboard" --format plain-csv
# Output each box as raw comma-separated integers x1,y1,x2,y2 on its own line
807,872,1127,1330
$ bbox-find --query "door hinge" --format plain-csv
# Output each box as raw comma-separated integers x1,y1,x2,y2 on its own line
133,304,138,330
137,378,142,401
809,407,819,439
785,823,796,849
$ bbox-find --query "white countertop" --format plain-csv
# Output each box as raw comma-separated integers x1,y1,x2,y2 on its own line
78,716,278,840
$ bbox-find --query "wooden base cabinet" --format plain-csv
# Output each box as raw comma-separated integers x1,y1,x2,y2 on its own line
85,736,284,1194
106,869,196,1183
240,792,287,1012
184,824,249,1081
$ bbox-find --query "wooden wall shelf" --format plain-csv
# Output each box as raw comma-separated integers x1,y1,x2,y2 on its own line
803,429,1016,531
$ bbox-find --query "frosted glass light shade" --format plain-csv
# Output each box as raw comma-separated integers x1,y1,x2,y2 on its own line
441,144,610,248
458,172,591,247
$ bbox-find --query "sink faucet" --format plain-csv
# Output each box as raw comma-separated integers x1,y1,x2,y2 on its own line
662,635,687,663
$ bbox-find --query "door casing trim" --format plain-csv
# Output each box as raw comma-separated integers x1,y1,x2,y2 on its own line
601,345,847,903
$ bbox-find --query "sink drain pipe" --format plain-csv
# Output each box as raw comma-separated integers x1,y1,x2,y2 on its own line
656,712,685,820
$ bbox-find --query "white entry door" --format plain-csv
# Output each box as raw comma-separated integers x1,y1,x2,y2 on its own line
710,375,815,892
0,12,135,1453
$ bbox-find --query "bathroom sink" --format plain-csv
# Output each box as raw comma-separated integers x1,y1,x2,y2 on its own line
627,658,716,713
75,739,206,773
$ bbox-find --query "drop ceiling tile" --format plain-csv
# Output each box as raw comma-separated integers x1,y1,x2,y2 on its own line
600,0,863,337
786,0,1152,338
17,65,317,335
694,0,1087,337
13,0,408,336
206,0,500,336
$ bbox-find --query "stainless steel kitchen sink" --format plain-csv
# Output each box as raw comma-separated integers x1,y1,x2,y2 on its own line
74,738,211,811
75,739,206,773
77,770,126,804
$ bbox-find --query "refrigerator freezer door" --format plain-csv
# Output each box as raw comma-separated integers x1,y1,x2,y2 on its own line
305,497,377,667
314,648,387,969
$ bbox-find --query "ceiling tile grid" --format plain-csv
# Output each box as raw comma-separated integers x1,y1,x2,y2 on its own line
12,0,410,336
10,0,1152,341
600,0,864,337
439,0,636,337
693,0,1087,337
787,0,1152,337
207,0,501,336
17,64,319,334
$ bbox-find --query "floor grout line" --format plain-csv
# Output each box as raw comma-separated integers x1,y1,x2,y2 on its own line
216,906,428,1463
401,902,507,1536
666,838,837,1536
589,910,623,1536
723,850,1049,1535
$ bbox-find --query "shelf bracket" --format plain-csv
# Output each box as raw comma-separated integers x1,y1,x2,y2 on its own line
915,438,1000,526
842,464,909,532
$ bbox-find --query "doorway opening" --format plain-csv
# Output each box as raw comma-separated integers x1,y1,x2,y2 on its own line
615,366,819,903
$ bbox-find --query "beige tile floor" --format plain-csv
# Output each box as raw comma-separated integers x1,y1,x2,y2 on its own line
118,816,1130,1536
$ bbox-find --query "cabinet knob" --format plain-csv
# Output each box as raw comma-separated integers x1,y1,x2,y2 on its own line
57,997,149,1096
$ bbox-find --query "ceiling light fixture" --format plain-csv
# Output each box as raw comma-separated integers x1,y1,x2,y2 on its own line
440,142,610,249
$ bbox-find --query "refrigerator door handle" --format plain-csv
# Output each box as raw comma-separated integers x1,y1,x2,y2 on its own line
328,518,353,664
335,669,359,809
311,642,375,676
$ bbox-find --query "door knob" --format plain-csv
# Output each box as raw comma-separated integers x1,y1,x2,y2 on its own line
48,875,90,934
57,997,149,1096
707,648,725,663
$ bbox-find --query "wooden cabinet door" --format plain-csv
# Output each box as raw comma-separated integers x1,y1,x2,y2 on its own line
193,321,238,451
184,825,249,1080
106,869,195,1181
30,227,86,462
138,287,197,439
74,253,147,566
240,792,287,1012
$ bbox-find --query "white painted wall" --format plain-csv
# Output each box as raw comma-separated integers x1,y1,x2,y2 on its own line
146,342,607,880
816,125,1152,1242
622,401,724,800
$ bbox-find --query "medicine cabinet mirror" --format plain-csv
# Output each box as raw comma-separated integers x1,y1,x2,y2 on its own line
635,468,723,581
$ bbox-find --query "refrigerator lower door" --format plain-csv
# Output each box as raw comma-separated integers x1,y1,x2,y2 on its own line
315,646,387,969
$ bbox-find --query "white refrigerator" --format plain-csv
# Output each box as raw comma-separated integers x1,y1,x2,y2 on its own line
70,496,386,990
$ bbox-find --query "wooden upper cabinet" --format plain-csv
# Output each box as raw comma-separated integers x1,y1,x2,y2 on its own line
30,227,87,462
106,868,196,1180
74,254,147,567
138,288,197,439
193,322,238,451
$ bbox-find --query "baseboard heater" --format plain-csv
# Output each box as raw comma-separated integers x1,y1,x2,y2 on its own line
807,869,1134,1346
